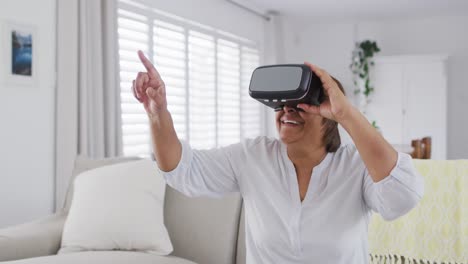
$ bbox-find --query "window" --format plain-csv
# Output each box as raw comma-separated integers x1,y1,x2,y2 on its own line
117,0,262,157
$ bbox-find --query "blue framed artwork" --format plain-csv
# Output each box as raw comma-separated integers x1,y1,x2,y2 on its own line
4,22,37,86
12,29,33,76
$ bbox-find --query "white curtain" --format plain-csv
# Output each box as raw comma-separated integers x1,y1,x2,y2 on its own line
78,0,122,158
55,0,122,210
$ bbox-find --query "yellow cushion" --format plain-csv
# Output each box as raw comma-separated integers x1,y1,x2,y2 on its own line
368,159,468,263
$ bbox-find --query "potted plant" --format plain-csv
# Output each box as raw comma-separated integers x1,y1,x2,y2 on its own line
350,40,380,128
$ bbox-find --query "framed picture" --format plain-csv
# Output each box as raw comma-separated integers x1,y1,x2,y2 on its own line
3,22,37,86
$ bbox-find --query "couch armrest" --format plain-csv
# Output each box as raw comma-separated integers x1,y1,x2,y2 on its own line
0,211,67,261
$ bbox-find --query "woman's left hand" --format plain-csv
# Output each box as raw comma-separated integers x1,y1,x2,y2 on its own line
297,62,354,123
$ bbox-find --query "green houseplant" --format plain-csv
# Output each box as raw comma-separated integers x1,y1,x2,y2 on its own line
350,40,380,128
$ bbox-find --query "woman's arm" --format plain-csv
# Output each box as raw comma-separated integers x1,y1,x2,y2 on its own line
339,107,397,182
297,62,397,182
162,141,243,198
132,50,182,172
298,63,423,220
149,110,182,172
132,51,241,197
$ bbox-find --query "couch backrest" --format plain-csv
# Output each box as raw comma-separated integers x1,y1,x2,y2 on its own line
164,186,242,264
236,205,246,264
66,156,243,264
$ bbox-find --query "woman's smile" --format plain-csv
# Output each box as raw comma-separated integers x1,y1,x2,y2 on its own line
277,105,306,130
280,117,304,127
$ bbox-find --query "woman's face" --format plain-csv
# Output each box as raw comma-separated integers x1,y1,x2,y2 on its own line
276,106,324,145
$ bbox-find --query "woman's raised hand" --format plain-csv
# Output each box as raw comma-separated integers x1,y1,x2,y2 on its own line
132,50,168,120
297,62,353,123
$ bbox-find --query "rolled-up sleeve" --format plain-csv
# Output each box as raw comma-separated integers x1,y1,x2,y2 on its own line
363,152,424,221
160,140,243,198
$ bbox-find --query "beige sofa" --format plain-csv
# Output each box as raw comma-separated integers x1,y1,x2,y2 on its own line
0,156,247,264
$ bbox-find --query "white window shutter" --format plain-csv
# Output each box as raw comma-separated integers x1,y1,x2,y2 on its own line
217,39,241,147
241,46,262,139
188,31,216,149
117,1,262,156
153,20,187,141
117,7,151,157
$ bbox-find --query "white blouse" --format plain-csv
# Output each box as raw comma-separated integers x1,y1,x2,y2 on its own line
161,136,424,264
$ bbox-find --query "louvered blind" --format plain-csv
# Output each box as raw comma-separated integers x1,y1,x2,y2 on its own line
117,0,262,156
153,19,187,141
188,31,216,149
241,47,262,139
217,39,241,147
117,7,151,157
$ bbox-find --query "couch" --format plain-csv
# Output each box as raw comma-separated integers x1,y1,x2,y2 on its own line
0,156,248,264
2,157,466,264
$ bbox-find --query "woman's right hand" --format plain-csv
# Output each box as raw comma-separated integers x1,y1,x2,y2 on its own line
132,50,168,120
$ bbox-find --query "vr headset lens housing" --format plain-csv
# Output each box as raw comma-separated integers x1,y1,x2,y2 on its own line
248,64,323,111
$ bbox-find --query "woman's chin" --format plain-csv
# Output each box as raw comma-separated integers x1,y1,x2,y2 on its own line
279,132,301,144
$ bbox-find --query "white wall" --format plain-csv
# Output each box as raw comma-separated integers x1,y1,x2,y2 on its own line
0,0,56,227
282,16,468,159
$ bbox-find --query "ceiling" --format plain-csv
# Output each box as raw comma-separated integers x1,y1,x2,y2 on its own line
241,0,468,22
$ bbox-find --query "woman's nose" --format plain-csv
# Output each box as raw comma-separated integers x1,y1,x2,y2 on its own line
283,105,298,113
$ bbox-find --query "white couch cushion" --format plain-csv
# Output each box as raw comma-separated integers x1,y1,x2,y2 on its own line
0,251,196,264
59,159,173,255
64,156,140,211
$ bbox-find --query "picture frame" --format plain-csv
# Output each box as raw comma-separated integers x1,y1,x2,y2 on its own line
2,21,37,86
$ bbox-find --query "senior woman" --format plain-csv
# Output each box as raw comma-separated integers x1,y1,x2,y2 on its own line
132,50,424,263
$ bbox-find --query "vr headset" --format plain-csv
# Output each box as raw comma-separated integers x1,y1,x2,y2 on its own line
249,64,324,111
